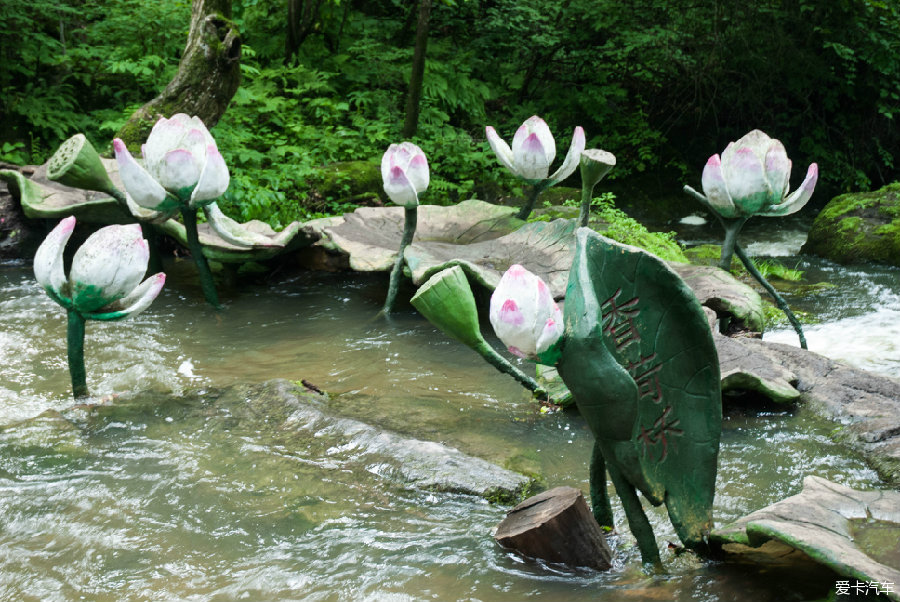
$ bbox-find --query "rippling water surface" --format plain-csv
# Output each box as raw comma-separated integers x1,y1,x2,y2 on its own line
0,244,889,601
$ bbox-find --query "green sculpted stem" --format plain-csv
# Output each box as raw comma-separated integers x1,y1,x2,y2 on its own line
578,179,596,228
734,244,807,349
516,184,544,221
181,206,221,309
473,341,547,396
718,217,748,271
67,309,88,399
383,206,418,314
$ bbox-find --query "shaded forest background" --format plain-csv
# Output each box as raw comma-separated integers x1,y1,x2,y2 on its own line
1,0,898,227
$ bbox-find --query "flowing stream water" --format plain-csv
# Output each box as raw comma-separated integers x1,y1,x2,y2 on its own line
0,216,894,601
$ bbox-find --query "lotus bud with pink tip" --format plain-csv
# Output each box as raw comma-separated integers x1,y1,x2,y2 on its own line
381,142,429,209
490,264,564,364
700,129,818,219
485,115,586,219
112,113,231,308
685,129,817,349
33,217,166,398
113,113,229,213
380,142,430,314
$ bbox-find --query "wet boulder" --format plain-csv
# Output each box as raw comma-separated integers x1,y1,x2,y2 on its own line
803,182,900,266
0,163,42,259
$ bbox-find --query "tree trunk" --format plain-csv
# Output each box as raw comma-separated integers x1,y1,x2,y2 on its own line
494,486,613,570
401,0,431,139
116,0,241,148
285,0,323,63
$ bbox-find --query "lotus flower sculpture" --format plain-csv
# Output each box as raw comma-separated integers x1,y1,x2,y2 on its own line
413,243,723,566
486,115,586,220
380,142,430,314
684,129,817,348
111,114,233,307
34,216,166,398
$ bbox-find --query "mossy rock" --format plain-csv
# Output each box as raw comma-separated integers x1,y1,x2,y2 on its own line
307,160,384,205
802,182,900,265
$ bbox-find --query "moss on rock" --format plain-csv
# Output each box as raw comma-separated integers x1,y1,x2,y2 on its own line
803,182,900,265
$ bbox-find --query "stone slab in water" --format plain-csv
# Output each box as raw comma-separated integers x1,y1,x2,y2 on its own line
712,475,900,601
494,486,613,570
60,379,533,503
720,336,900,485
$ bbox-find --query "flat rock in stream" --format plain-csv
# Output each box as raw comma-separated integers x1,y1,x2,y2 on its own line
58,379,533,503
712,475,900,601
717,336,900,485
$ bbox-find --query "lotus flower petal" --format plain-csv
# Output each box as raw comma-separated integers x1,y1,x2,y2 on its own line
113,138,168,211
144,115,189,170
513,132,553,180
158,149,203,194
723,147,770,214
548,126,586,184
701,155,738,218
69,224,149,313
383,165,419,207
733,130,772,163
761,163,818,217
512,116,556,167
204,202,277,247
764,140,791,202
405,152,429,193
489,264,563,362
85,272,166,321
34,216,75,301
190,145,230,207
486,126,516,174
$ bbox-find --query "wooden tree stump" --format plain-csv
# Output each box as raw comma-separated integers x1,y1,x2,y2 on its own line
494,486,613,570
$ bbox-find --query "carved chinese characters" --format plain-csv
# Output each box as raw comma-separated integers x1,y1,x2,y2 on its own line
557,228,722,564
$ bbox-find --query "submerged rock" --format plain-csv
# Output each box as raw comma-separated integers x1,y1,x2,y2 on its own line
0,164,42,259
55,379,534,503
717,336,900,485
803,182,900,265
712,475,900,601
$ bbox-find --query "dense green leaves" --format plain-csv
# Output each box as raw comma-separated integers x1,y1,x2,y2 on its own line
2,0,898,219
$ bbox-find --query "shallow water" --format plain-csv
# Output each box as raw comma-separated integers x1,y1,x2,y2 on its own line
0,250,889,601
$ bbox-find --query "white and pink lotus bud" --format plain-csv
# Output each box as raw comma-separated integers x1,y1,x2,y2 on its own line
486,115,585,185
381,142,429,208
113,113,229,212
490,264,564,364
33,217,166,320
701,129,818,218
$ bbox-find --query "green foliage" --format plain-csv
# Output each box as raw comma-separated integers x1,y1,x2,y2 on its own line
591,193,687,263
3,0,899,227
0,0,189,162
531,192,687,262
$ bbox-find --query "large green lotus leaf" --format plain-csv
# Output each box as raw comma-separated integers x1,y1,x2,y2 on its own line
713,475,900,599
557,228,721,549
0,161,131,223
405,218,578,298
312,200,523,272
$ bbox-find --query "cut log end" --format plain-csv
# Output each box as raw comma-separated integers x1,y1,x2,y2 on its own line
494,486,613,571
